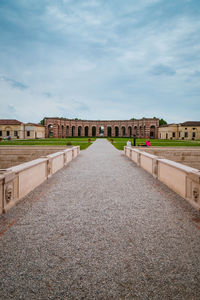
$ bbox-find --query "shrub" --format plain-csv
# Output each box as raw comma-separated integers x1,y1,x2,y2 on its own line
66,141,72,146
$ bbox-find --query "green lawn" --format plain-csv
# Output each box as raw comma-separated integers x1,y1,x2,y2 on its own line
0,137,96,150
107,137,200,150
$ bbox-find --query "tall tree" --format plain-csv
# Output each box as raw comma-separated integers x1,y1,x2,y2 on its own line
159,118,167,126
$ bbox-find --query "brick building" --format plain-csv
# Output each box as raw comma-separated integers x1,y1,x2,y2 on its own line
44,117,159,138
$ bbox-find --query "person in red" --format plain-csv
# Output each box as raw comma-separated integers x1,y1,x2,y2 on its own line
145,139,151,147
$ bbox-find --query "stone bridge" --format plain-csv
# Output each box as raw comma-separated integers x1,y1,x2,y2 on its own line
0,139,200,299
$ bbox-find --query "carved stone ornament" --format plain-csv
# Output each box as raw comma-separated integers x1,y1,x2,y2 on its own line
193,187,199,203
153,163,158,176
5,184,13,204
46,160,51,175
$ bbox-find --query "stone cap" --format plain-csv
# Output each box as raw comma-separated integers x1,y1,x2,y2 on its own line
7,158,48,173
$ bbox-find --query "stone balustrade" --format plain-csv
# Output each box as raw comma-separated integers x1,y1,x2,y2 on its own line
0,146,80,214
124,146,200,210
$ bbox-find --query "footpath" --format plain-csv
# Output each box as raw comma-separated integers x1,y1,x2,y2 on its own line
0,139,200,299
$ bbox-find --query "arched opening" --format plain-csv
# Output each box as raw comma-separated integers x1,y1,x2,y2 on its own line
99,126,104,137
143,126,146,138
66,126,69,137
139,126,142,137
85,126,89,137
107,127,112,137
92,126,96,137
72,126,75,137
62,125,64,138
150,125,156,139
58,125,61,138
115,126,119,137
48,124,54,138
128,126,132,137
122,126,126,137
78,126,82,137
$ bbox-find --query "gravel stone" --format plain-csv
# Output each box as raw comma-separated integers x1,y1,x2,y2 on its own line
0,139,200,300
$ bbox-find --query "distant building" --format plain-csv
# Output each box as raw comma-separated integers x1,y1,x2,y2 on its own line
44,117,159,138
0,119,45,139
25,123,45,139
159,121,200,140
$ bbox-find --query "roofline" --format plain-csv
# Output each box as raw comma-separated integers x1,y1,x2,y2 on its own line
44,117,159,122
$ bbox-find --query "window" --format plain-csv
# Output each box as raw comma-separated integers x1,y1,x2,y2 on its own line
160,133,161,138
179,132,181,138
6,131,10,136
0,131,2,136
185,128,187,130
192,132,196,138
193,128,196,130
27,131,30,137
185,132,188,138
166,133,168,139
172,132,175,137
14,131,18,136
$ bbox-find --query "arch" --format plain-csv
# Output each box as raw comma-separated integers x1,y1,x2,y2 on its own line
78,126,82,137
143,126,146,138
150,125,156,138
92,126,96,137
128,126,132,137
58,125,61,138
139,126,142,137
61,125,64,138
72,126,75,137
107,127,112,137
122,126,126,137
115,126,119,137
48,124,54,138
99,126,104,136
84,126,89,137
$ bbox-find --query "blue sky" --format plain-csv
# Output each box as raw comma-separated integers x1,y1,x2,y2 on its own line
0,0,200,123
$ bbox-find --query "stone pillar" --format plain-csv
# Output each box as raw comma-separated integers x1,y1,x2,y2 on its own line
75,126,78,137
111,126,115,137
104,126,107,137
96,126,100,137
81,126,85,137
88,126,92,137
53,125,59,138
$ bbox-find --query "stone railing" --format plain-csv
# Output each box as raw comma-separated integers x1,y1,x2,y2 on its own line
0,146,80,214
124,146,200,210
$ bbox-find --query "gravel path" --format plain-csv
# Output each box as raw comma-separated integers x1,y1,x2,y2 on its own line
1,139,200,300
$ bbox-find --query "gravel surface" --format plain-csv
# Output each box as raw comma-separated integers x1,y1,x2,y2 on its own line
0,139,200,300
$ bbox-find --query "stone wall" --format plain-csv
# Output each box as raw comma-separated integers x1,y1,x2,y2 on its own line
138,147,200,170
124,146,200,211
0,146,68,169
0,146,80,214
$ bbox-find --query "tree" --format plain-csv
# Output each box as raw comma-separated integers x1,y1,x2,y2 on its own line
159,118,167,126
40,118,45,125
130,117,136,120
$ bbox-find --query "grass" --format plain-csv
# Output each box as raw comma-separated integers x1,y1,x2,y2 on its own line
0,137,96,151
2,137,200,151
107,137,200,150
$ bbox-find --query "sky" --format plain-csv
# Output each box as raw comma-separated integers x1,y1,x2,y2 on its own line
0,0,200,123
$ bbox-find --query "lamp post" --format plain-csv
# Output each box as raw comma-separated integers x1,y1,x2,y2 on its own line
133,134,136,147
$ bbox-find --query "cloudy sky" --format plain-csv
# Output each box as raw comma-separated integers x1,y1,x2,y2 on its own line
0,0,200,123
